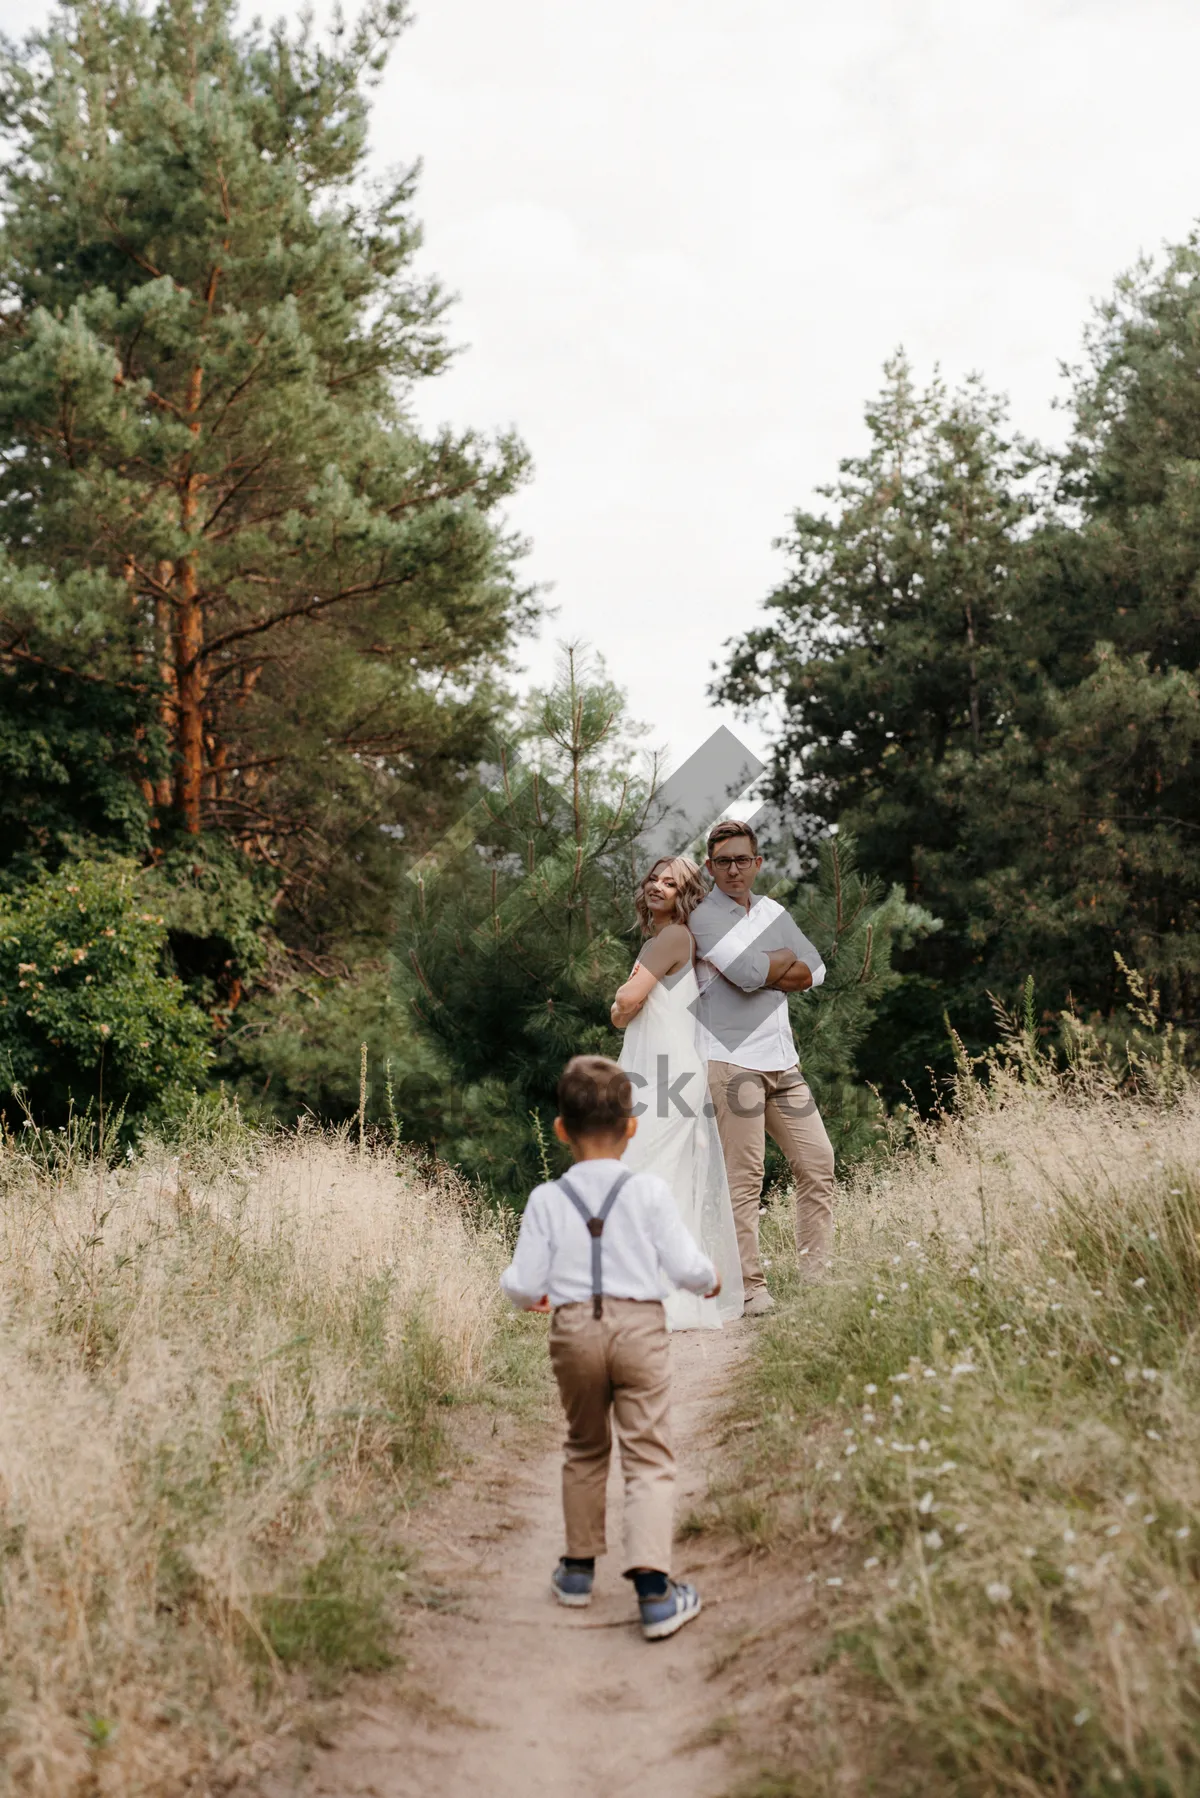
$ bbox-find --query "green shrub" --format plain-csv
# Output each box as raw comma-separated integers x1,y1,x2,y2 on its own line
0,856,211,1129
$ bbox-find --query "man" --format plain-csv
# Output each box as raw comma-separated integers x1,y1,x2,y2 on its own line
688,819,835,1317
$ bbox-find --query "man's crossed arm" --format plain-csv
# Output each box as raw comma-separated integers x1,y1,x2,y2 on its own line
765,947,814,992
692,904,825,996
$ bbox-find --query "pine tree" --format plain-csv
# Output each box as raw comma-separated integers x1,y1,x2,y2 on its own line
401,645,654,1191
0,0,530,926
717,357,1040,1091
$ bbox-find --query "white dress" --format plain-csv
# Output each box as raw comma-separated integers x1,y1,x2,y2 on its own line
618,957,744,1329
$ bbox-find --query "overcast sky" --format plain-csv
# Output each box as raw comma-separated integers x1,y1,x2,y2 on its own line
7,0,1200,773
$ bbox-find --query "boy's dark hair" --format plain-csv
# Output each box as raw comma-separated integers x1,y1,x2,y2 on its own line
556,1054,633,1140
706,818,759,858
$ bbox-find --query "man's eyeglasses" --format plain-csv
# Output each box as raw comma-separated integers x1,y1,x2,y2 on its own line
711,854,756,872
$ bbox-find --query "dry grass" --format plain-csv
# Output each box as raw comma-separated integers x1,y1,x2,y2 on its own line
713,1059,1200,1797
0,1113,539,1795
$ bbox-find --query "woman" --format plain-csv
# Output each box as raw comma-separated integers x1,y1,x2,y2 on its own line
610,856,744,1328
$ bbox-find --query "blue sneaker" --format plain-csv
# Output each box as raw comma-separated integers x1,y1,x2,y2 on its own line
639,1578,702,1640
551,1559,594,1608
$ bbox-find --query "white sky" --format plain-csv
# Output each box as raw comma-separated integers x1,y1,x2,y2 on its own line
7,0,1200,774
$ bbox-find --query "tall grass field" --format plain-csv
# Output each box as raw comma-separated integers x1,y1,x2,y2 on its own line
0,1114,535,1795
715,1040,1200,1797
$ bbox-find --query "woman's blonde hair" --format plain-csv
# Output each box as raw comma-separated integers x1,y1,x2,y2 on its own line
634,855,707,936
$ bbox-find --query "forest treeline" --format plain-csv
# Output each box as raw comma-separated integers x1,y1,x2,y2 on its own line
1,0,1196,1187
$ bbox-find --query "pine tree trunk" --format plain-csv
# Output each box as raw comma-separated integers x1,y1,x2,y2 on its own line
154,578,176,813
174,357,208,834
174,560,205,834
963,595,983,748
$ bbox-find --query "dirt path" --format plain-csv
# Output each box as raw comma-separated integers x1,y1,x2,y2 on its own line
288,1325,753,1798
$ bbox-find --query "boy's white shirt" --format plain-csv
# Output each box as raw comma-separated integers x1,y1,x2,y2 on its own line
500,1159,717,1309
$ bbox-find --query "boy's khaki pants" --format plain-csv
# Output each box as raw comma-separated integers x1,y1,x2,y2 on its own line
548,1297,674,1575
708,1061,836,1298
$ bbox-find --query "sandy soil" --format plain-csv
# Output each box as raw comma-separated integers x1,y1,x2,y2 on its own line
276,1324,761,1798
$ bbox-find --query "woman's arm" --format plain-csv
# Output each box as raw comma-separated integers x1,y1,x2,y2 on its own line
610,923,692,1027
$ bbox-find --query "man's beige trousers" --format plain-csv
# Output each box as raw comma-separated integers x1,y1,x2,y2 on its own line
708,1061,835,1296
548,1297,675,1575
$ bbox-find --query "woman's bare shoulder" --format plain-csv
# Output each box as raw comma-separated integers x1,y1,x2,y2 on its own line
638,922,693,971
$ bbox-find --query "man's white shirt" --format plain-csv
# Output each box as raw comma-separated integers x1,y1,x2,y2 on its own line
500,1160,717,1309
689,888,826,1073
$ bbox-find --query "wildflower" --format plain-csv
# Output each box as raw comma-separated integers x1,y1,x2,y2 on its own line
955,1523,968,1535
951,1363,976,1377
900,1282,909,1291
829,1514,843,1534
863,1556,880,1569
1133,1278,1146,1290
864,1383,877,1395
1175,1527,1190,1540
1147,1429,1162,1441
1123,1494,1138,1507
923,1530,943,1550
917,1438,930,1453
1108,1355,1121,1366
969,1265,981,1279
985,1581,1011,1604
923,1368,937,1379
826,1576,843,1587
875,1293,885,1303
1066,1565,1079,1578
844,1443,858,1457
1141,1368,1159,1381
934,1461,957,1475
1064,1529,1076,1543
917,1490,934,1514
1074,1710,1090,1728
1106,1524,1122,1538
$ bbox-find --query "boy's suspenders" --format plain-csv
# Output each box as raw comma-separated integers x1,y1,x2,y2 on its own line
556,1169,634,1319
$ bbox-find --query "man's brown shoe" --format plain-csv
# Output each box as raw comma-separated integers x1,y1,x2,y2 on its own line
743,1290,775,1319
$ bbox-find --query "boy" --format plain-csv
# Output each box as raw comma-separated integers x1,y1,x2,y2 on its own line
501,1053,721,1641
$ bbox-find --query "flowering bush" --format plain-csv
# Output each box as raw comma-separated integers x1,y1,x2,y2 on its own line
0,857,211,1130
